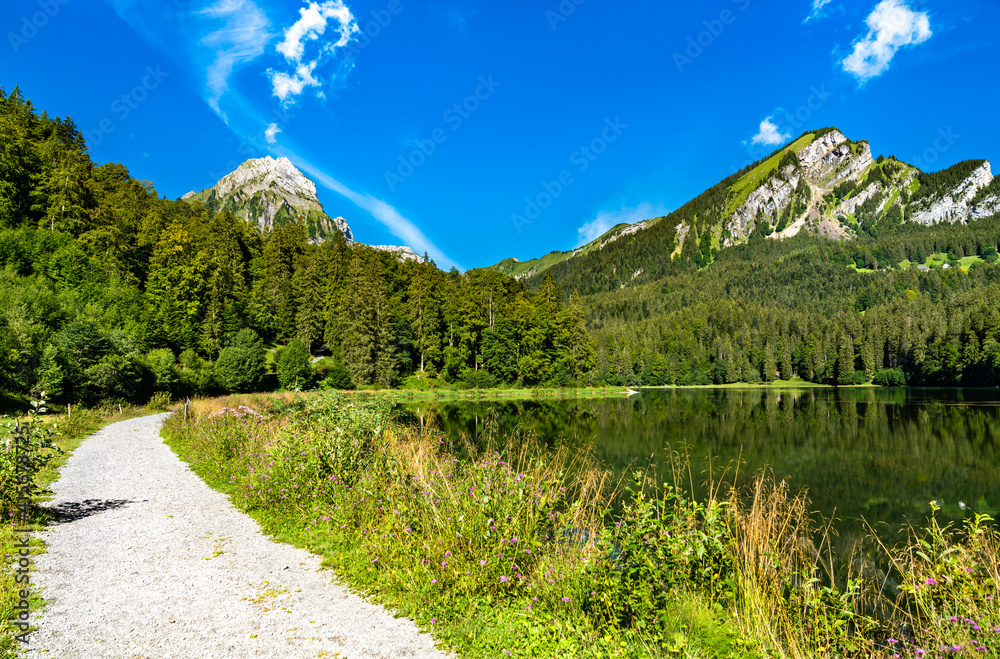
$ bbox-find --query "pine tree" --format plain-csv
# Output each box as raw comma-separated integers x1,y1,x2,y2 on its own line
407,262,442,373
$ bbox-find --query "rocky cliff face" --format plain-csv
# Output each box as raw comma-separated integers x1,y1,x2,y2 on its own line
911,161,994,225
187,156,353,242
488,126,999,282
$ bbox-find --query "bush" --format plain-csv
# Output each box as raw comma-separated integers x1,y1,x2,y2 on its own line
147,348,178,394
316,360,354,390
460,367,498,389
177,349,216,396
146,390,172,411
836,370,867,386
275,339,312,390
213,329,265,393
872,367,906,387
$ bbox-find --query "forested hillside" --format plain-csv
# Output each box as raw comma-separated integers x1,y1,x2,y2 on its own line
0,86,594,408
2,85,999,407
580,219,1000,387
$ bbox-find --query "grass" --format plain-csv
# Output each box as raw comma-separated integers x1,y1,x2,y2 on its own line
0,400,171,658
162,393,1000,658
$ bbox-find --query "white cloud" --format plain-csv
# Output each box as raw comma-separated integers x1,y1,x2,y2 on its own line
288,153,462,271
751,116,792,146
805,0,833,21
277,0,357,61
270,61,322,101
576,203,667,248
842,0,932,82
270,1,359,104
199,0,272,118
264,122,282,145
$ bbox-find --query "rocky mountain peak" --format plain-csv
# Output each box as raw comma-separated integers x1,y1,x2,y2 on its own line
216,156,318,202
187,156,352,243
185,157,429,263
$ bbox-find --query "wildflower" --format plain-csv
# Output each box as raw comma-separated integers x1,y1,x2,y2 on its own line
925,578,937,585
562,597,570,602
431,579,437,584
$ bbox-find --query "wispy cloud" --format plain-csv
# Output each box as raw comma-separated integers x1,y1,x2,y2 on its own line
288,152,462,270
103,0,273,121
264,122,282,144
576,202,667,248
199,0,272,118
269,1,359,104
842,0,932,82
805,0,833,22
750,116,791,146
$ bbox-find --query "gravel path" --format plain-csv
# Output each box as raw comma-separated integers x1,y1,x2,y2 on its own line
28,414,450,659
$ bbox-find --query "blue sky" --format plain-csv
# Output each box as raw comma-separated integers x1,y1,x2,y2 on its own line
3,0,998,270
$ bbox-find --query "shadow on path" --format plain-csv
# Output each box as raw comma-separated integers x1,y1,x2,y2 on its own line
47,499,144,523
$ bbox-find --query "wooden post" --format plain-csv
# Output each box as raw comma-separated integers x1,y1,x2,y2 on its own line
118,403,122,415
67,403,71,421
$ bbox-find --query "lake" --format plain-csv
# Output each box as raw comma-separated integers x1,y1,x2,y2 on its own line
397,387,1000,538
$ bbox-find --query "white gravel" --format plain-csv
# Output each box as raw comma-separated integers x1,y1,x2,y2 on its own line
27,413,451,659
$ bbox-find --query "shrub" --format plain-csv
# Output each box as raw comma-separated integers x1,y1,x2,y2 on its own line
836,370,867,386
316,360,354,390
460,367,497,389
0,396,62,518
213,329,265,393
275,339,312,390
872,367,906,387
146,390,172,411
146,348,178,394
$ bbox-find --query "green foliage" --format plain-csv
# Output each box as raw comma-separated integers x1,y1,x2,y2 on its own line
589,475,734,642
213,329,265,393
872,367,906,387
316,359,355,390
836,370,867,386
0,395,62,517
275,339,312,390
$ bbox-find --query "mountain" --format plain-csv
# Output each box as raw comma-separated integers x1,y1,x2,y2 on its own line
183,156,423,261
184,156,353,242
489,128,999,290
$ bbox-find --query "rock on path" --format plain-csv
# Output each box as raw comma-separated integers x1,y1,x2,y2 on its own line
27,414,450,659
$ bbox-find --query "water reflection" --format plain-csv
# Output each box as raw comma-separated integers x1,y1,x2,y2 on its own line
397,388,1000,535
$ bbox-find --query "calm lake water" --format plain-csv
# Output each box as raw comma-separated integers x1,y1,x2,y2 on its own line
397,388,1000,536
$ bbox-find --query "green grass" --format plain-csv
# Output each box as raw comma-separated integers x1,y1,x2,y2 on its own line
163,393,1000,658
163,395,764,658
